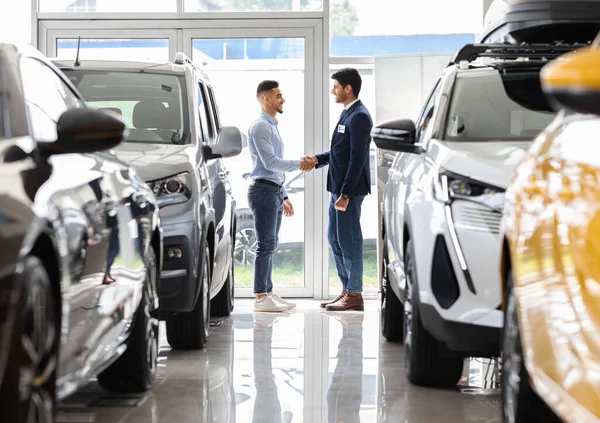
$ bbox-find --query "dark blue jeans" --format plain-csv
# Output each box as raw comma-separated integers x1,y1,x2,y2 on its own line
248,183,283,294
328,194,365,293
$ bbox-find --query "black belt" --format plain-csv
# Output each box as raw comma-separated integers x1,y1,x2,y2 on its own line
252,178,283,190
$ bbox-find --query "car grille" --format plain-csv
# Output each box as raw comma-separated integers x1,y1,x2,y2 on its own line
452,201,502,234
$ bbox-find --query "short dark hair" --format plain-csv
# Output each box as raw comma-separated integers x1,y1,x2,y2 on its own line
257,80,279,98
331,68,362,97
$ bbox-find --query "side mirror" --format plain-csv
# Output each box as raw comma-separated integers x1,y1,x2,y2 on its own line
38,108,127,156
204,126,243,160
541,46,600,115
371,119,421,154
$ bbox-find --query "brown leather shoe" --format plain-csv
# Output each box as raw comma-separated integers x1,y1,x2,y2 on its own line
320,290,347,308
326,292,364,311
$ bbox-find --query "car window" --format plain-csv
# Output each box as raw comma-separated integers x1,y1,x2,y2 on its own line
415,80,441,145
64,69,189,145
444,69,556,141
197,81,215,144
20,57,82,142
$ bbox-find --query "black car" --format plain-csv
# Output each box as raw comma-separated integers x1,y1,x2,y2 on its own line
0,42,163,422
56,52,243,350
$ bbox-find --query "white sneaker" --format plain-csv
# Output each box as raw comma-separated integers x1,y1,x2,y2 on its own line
254,295,292,312
270,292,296,309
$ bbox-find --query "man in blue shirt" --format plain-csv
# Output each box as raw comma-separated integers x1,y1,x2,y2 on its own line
248,80,313,313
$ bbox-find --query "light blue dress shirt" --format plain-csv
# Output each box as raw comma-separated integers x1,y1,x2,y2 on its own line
248,111,300,198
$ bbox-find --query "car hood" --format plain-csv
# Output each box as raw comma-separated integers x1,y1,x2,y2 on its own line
428,139,531,189
114,143,194,182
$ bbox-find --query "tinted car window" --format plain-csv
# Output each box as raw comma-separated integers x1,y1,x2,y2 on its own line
444,69,556,141
20,58,82,142
65,70,190,145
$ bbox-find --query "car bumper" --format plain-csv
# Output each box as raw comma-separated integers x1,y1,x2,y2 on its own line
408,198,502,353
158,205,200,314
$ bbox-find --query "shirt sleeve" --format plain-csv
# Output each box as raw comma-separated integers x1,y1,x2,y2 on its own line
251,121,301,172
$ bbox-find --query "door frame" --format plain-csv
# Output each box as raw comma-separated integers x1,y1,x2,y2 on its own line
183,25,322,298
38,20,325,299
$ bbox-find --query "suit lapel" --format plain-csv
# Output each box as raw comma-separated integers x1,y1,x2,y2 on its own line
332,100,362,144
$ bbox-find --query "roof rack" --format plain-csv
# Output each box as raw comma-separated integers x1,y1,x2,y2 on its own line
448,43,588,66
174,52,193,65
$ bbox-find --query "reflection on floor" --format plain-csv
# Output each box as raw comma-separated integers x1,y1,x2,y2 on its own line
56,300,501,423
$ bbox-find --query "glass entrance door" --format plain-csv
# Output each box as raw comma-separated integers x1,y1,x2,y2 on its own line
184,27,321,298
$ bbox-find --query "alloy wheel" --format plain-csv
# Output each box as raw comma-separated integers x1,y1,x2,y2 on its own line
19,280,56,423
235,228,257,266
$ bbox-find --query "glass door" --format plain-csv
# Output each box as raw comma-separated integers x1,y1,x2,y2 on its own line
183,27,321,298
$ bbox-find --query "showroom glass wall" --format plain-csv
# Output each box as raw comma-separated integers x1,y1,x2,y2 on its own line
36,0,484,301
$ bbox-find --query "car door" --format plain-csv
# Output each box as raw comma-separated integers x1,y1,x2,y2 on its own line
390,80,442,274
196,78,230,292
18,55,123,379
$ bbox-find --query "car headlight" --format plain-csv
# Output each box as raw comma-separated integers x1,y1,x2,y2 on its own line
148,172,192,198
434,171,504,207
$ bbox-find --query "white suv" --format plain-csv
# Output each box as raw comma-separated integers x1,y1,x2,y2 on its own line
372,43,577,387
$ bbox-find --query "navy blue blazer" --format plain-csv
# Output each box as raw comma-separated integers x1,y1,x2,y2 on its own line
315,100,373,197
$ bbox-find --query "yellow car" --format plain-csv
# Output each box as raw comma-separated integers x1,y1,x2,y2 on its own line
500,35,600,423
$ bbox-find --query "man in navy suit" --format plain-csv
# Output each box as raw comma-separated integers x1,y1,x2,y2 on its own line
303,68,373,311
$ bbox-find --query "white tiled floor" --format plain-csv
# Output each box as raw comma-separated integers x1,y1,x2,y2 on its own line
57,300,501,423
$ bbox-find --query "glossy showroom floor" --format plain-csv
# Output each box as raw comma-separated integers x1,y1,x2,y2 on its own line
56,300,501,423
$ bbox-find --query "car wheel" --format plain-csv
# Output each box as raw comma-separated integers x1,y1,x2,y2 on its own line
381,234,404,342
235,215,256,266
502,270,561,423
212,220,236,317
403,240,463,387
97,248,159,393
16,256,58,423
166,243,211,350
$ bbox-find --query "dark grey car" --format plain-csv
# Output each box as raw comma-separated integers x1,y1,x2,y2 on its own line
56,52,243,350
0,42,163,422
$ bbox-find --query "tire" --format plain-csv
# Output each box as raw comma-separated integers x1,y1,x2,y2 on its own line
9,256,59,423
235,214,256,267
501,270,561,423
98,248,159,393
212,220,236,317
403,240,463,387
166,243,211,350
381,234,404,342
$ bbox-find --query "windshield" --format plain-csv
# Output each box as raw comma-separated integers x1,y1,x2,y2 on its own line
64,70,190,144
443,68,556,141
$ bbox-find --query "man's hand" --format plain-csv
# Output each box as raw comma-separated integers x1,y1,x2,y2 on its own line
334,196,349,212
300,155,318,172
283,198,294,217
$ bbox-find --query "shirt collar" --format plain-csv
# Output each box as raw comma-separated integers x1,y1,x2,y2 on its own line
261,110,278,126
344,98,360,111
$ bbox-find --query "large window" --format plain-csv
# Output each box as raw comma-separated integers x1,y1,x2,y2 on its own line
39,0,176,12
56,39,170,62
192,37,308,293
329,0,481,56
185,0,322,12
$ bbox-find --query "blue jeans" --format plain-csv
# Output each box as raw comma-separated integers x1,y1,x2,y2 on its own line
248,183,283,294
328,194,365,293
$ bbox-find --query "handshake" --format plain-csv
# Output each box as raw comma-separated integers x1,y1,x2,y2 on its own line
300,155,318,172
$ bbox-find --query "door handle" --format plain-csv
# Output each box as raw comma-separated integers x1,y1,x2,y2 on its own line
218,171,229,178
